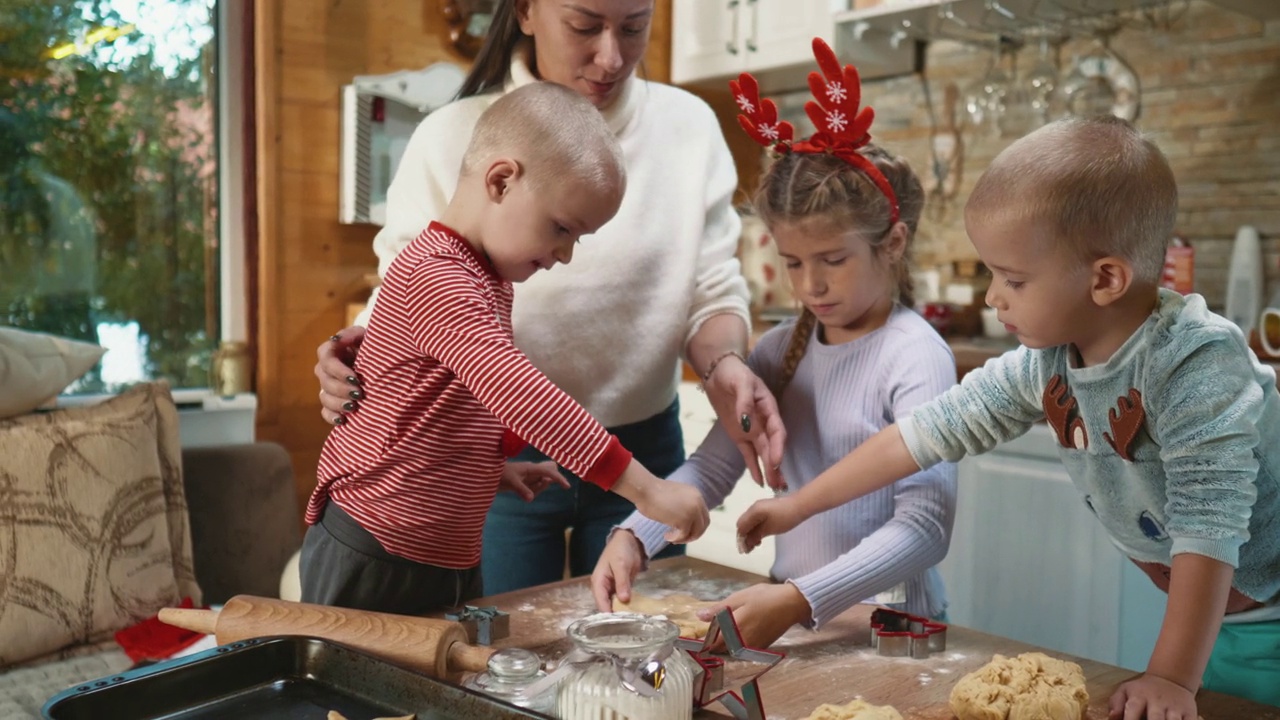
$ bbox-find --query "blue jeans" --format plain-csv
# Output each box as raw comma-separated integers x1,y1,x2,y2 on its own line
481,399,687,595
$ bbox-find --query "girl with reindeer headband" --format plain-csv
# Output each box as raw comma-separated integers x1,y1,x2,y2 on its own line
591,39,958,649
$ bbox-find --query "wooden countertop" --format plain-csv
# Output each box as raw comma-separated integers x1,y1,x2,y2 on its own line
470,557,1278,720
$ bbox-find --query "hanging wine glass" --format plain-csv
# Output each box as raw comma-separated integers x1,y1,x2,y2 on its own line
962,45,996,131
1022,29,1060,126
998,41,1035,138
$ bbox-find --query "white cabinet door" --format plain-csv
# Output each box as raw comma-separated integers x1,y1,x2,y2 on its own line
676,382,776,576
938,424,1164,669
745,0,833,73
671,0,746,85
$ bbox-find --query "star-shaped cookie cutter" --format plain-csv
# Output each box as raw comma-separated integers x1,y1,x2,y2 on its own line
675,608,784,720
869,607,947,658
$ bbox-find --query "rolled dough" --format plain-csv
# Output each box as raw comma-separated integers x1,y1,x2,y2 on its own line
801,698,903,720
949,652,1089,720
612,593,715,639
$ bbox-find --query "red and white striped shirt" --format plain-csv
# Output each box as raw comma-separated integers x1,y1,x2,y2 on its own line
308,222,632,569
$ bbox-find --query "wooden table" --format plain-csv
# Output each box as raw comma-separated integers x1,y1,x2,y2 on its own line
469,557,1278,720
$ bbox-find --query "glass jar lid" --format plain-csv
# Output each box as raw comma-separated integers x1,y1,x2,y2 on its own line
487,647,542,680
566,612,678,660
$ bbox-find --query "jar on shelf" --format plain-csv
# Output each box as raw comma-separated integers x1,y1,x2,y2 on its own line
556,613,695,720
463,648,556,714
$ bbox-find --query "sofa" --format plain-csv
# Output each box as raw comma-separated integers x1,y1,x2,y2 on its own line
0,383,302,719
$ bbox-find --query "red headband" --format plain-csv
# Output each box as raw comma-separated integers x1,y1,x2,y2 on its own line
730,37,900,226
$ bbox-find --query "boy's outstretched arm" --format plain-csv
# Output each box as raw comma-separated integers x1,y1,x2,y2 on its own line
1108,553,1232,720
737,425,922,549
611,459,710,544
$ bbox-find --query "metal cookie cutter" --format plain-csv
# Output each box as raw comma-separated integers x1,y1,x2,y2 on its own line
869,607,947,659
445,605,510,645
675,608,785,720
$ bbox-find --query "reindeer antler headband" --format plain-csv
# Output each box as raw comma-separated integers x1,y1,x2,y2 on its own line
730,37,900,225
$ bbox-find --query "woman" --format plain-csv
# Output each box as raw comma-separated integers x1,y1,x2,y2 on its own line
314,0,785,595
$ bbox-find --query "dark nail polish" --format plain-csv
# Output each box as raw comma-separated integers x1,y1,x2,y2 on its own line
332,415,346,426
348,390,364,401
345,375,360,385
330,334,342,342
740,414,751,433
342,401,356,412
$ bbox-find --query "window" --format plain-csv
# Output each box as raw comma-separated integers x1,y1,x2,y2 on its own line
1,0,221,393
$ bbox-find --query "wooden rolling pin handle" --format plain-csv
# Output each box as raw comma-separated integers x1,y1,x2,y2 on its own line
447,640,495,674
158,607,218,635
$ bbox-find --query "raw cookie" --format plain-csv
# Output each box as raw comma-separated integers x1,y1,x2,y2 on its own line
802,698,903,720
949,652,1088,720
613,593,715,639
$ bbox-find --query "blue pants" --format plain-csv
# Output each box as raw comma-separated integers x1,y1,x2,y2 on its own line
481,399,687,595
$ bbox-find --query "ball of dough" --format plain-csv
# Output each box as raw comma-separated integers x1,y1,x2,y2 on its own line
949,652,1088,720
802,698,903,720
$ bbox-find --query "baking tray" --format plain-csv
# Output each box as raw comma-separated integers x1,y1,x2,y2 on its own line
42,636,553,720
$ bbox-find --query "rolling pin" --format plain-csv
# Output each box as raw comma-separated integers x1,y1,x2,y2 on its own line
159,595,495,679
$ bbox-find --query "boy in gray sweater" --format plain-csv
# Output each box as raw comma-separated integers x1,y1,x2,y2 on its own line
739,116,1280,717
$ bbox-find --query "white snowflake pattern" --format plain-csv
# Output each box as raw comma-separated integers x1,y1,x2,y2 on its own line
825,81,847,104
757,122,779,141
735,93,755,113
826,110,848,133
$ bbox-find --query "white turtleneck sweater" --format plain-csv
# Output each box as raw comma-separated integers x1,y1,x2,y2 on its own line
359,47,749,428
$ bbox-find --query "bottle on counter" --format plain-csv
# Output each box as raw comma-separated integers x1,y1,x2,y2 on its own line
1161,233,1194,295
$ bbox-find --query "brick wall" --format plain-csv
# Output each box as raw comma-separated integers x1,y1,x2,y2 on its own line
855,1,1279,310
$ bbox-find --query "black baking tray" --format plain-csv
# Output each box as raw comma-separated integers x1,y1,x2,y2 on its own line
42,636,553,720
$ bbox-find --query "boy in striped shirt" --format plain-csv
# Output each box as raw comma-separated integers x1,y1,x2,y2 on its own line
301,82,710,615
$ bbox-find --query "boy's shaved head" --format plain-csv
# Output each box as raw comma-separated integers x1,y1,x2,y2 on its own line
966,115,1178,283
461,82,624,193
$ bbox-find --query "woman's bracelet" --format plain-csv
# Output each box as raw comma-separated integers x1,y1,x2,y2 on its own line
700,350,746,386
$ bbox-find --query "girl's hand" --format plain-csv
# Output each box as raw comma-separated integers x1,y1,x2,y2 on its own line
590,530,647,613
702,354,788,491
499,461,570,502
736,496,805,552
695,582,811,651
1108,673,1198,720
315,326,366,425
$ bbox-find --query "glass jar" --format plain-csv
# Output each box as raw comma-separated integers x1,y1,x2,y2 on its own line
463,648,556,714
556,613,695,720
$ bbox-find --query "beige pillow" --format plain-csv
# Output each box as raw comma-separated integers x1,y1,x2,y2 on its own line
0,327,106,419
0,382,201,669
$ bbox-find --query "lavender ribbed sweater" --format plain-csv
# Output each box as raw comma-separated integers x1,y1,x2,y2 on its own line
622,306,959,626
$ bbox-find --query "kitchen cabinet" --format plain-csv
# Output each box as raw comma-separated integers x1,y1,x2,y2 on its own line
676,381,777,577
672,0,846,87
937,423,1168,671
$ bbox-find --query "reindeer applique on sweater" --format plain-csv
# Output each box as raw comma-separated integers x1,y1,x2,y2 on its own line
1041,375,1146,462
898,290,1280,617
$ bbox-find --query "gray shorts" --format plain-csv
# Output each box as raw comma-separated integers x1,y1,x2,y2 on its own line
299,501,482,615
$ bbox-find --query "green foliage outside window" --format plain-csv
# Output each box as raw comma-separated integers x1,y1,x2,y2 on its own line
0,0,219,392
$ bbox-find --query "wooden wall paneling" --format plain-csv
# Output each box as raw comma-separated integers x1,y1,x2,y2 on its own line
254,0,466,511
253,0,280,427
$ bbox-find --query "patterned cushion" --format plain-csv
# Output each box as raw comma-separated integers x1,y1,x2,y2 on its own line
0,383,201,669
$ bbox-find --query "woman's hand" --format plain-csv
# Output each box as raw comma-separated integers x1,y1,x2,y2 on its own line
498,461,570,502
702,354,788,490
695,582,811,650
315,326,366,425
591,530,647,613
